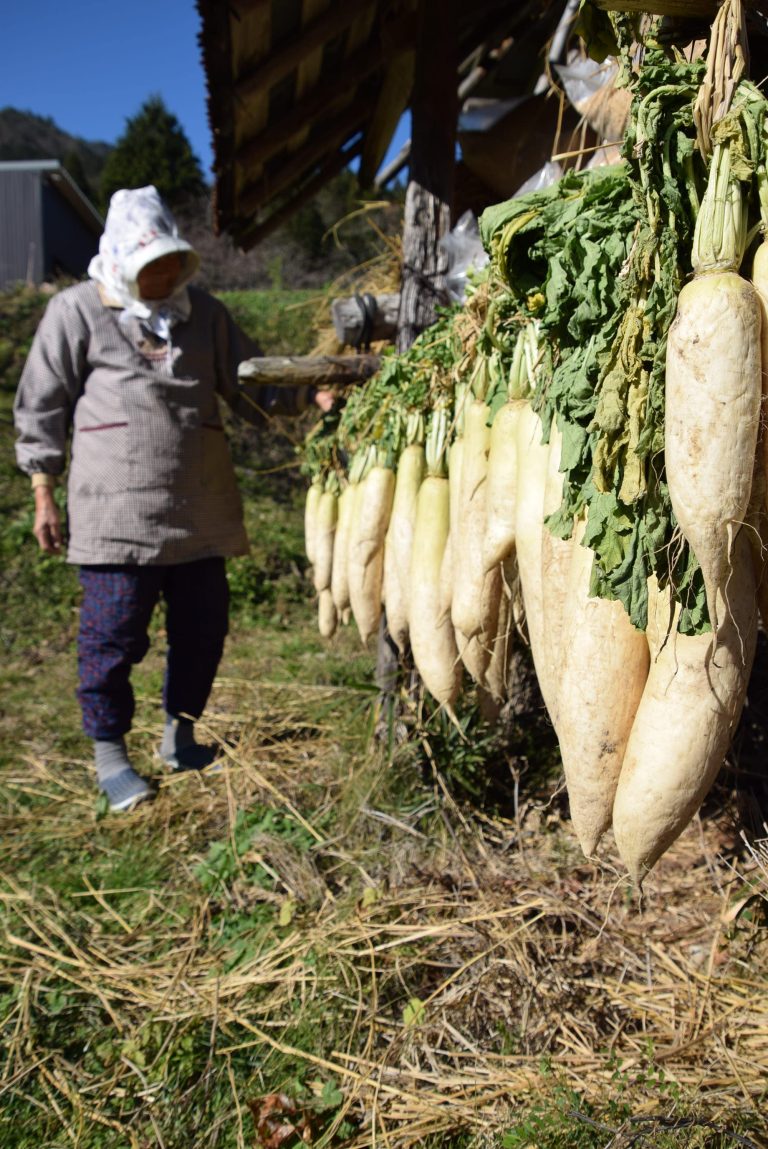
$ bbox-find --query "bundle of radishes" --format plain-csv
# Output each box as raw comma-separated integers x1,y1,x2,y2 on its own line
302,2,768,883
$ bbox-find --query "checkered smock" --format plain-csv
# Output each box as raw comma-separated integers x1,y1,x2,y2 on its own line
14,281,310,565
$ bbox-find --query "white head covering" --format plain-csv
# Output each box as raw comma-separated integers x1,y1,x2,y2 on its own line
88,185,200,338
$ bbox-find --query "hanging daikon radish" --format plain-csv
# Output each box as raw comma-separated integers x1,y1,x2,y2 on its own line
439,430,465,618
451,359,501,645
483,560,515,705
409,407,462,708
556,517,650,857
304,478,322,567
455,629,487,688
312,481,339,595
331,482,355,614
747,160,768,624
745,450,768,629
750,231,768,506
347,447,395,646
613,529,758,883
382,413,425,654
514,401,556,720
318,588,338,639
539,421,575,731
666,136,762,638
483,328,527,573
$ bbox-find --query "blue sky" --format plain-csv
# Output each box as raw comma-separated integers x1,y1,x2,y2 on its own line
3,0,408,182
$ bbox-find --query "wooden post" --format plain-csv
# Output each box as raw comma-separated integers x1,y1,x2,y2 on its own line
396,0,458,353
377,0,459,704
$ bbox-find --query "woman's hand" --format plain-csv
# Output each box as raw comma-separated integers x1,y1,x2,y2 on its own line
313,387,335,414
33,486,63,554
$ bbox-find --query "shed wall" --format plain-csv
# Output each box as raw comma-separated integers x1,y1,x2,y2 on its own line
0,170,43,288
41,182,99,280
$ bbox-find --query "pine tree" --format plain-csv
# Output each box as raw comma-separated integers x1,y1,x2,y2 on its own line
100,95,207,211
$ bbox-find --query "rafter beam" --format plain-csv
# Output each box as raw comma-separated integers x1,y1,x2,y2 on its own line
593,0,716,11
228,0,270,18
235,141,364,251
236,0,376,100
238,102,369,216
232,39,386,174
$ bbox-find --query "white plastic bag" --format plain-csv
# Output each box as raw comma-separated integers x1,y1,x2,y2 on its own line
556,56,619,112
512,160,563,199
439,211,489,304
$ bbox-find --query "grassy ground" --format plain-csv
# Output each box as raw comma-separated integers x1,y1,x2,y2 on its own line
2,286,768,1148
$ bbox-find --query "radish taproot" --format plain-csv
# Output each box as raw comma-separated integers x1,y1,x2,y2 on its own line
514,401,557,720
312,486,338,595
382,425,425,654
540,422,575,730
331,483,354,613
304,479,322,567
665,137,762,637
451,387,496,641
347,451,395,646
613,529,758,882
556,517,650,856
483,327,529,573
409,408,462,708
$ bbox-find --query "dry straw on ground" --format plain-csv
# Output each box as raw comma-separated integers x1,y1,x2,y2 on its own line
2,675,768,1147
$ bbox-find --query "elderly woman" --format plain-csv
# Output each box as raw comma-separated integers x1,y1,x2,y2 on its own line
14,185,332,812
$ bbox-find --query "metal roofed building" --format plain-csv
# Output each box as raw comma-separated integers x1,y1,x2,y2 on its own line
0,160,103,289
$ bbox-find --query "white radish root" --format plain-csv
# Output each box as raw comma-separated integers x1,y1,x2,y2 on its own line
556,517,650,857
409,476,462,708
331,484,354,613
665,271,761,636
483,400,523,572
312,489,338,594
304,479,322,567
382,443,425,654
514,402,558,720
348,466,395,646
612,529,758,883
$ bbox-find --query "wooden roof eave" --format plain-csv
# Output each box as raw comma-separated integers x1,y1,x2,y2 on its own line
230,39,387,177
235,0,376,102
198,0,568,240
237,101,369,218
234,139,365,251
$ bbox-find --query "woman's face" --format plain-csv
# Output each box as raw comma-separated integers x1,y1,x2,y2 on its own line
137,253,184,300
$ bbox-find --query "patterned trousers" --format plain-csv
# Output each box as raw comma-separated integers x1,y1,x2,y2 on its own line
77,558,229,739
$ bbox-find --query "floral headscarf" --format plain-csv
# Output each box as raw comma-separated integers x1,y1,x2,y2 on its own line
88,186,200,338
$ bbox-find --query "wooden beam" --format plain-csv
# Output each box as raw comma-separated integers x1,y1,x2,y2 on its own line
232,39,385,174
236,0,376,101
234,140,364,251
228,0,270,18
238,353,381,388
237,102,368,216
593,0,716,12
396,0,458,353
358,48,415,187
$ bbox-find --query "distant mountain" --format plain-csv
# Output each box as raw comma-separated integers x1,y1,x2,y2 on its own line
0,107,111,202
